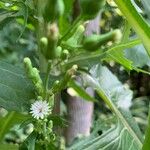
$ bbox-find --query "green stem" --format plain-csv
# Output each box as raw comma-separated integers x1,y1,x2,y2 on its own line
114,0,150,56
44,60,51,99
43,121,48,150
36,0,48,73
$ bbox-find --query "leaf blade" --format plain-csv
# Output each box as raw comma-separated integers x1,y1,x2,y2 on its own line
0,61,35,111
71,65,144,150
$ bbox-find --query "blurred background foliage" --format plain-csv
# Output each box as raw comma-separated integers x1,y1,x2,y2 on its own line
0,0,150,146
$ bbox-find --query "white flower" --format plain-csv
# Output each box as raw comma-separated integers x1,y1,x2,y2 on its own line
30,100,51,119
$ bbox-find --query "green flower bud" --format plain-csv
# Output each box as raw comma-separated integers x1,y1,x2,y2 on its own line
48,94,54,106
66,25,85,47
40,37,48,56
51,65,78,93
32,68,42,84
55,46,62,58
43,0,64,22
37,96,43,100
23,57,44,96
24,58,34,79
80,0,106,20
35,82,44,96
83,29,120,51
46,23,59,59
67,65,78,76
113,29,122,43
40,37,48,46
50,133,56,141
47,23,59,41
24,57,32,73
48,120,53,128
61,49,69,60
24,57,32,67
47,120,53,133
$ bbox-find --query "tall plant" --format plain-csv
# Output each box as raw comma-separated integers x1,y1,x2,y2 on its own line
0,0,150,149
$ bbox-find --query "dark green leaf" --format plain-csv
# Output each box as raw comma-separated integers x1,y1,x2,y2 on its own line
0,11,16,30
0,61,35,111
49,115,68,127
0,111,30,141
19,131,37,150
0,143,18,150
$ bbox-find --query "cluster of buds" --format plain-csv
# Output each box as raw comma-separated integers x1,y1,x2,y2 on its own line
24,57,44,96
40,23,59,59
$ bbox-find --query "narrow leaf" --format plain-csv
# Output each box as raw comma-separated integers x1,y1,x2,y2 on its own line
68,79,97,102
63,39,141,69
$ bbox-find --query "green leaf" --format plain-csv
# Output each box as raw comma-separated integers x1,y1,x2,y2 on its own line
121,20,131,43
72,64,144,149
15,1,28,39
0,111,30,141
114,0,150,57
125,44,150,68
63,39,141,70
106,47,133,70
142,106,150,150
59,0,74,34
0,1,29,39
0,61,35,111
19,131,37,150
48,115,67,127
0,11,16,30
0,143,18,150
69,121,141,150
25,0,35,10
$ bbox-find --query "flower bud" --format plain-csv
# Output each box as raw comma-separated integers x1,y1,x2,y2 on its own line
23,57,44,96
55,46,62,58
24,57,34,78
66,25,85,47
80,0,106,20
83,29,121,51
32,68,42,84
61,49,69,60
43,0,64,22
112,29,122,43
46,23,59,59
47,23,59,41
40,37,48,46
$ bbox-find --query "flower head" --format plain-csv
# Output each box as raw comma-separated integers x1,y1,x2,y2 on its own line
30,100,51,119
